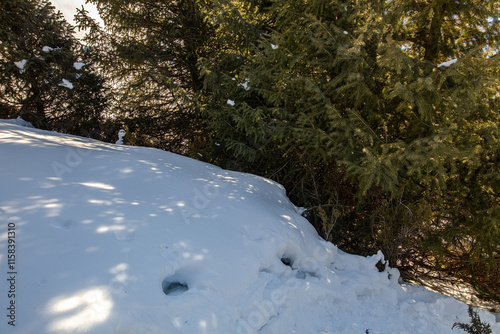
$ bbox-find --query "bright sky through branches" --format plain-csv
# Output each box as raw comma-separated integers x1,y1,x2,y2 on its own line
51,0,102,38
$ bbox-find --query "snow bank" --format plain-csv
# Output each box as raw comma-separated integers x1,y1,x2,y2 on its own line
0,117,34,128
0,120,497,334
0,116,34,128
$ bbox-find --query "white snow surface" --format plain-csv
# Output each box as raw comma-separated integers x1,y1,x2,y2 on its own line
0,120,498,334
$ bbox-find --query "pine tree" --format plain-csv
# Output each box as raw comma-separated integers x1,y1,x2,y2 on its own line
77,0,218,152
0,0,107,135
77,0,276,152
453,306,492,334
202,0,500,301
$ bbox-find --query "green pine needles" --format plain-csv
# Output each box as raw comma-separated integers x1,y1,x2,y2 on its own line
0,0,108,137
201,0,500,302
452,306,492,334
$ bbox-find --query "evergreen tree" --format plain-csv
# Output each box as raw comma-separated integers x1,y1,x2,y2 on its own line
77,0,218,152
0,0,108,136
202,0,500,301
78,0,275,152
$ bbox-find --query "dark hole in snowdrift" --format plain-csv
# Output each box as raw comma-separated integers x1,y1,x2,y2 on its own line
281,257,293,267
162,279,189,296
375,259,386,272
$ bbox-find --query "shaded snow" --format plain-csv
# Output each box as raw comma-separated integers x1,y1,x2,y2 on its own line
240,79,250,90
438,59,458,68
73,62,85,70
0,120,498,334
14,59,27,73
1,117,33,128
58,79,74,89
115,129,125,145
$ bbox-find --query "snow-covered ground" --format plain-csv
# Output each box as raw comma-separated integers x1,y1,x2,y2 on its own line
0,119,498,334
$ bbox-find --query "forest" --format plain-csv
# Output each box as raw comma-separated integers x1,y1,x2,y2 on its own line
1,0,499,305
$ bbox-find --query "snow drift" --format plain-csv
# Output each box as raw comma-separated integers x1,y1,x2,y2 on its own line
0,120,498,334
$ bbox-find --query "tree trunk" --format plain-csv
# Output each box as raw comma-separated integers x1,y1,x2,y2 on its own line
424,2,446,63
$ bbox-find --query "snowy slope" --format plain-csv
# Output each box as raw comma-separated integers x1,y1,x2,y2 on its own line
0,119,498,334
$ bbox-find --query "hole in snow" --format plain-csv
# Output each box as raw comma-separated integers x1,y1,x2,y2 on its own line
375,260,386,272
162,279,188,296
281,257,293,267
